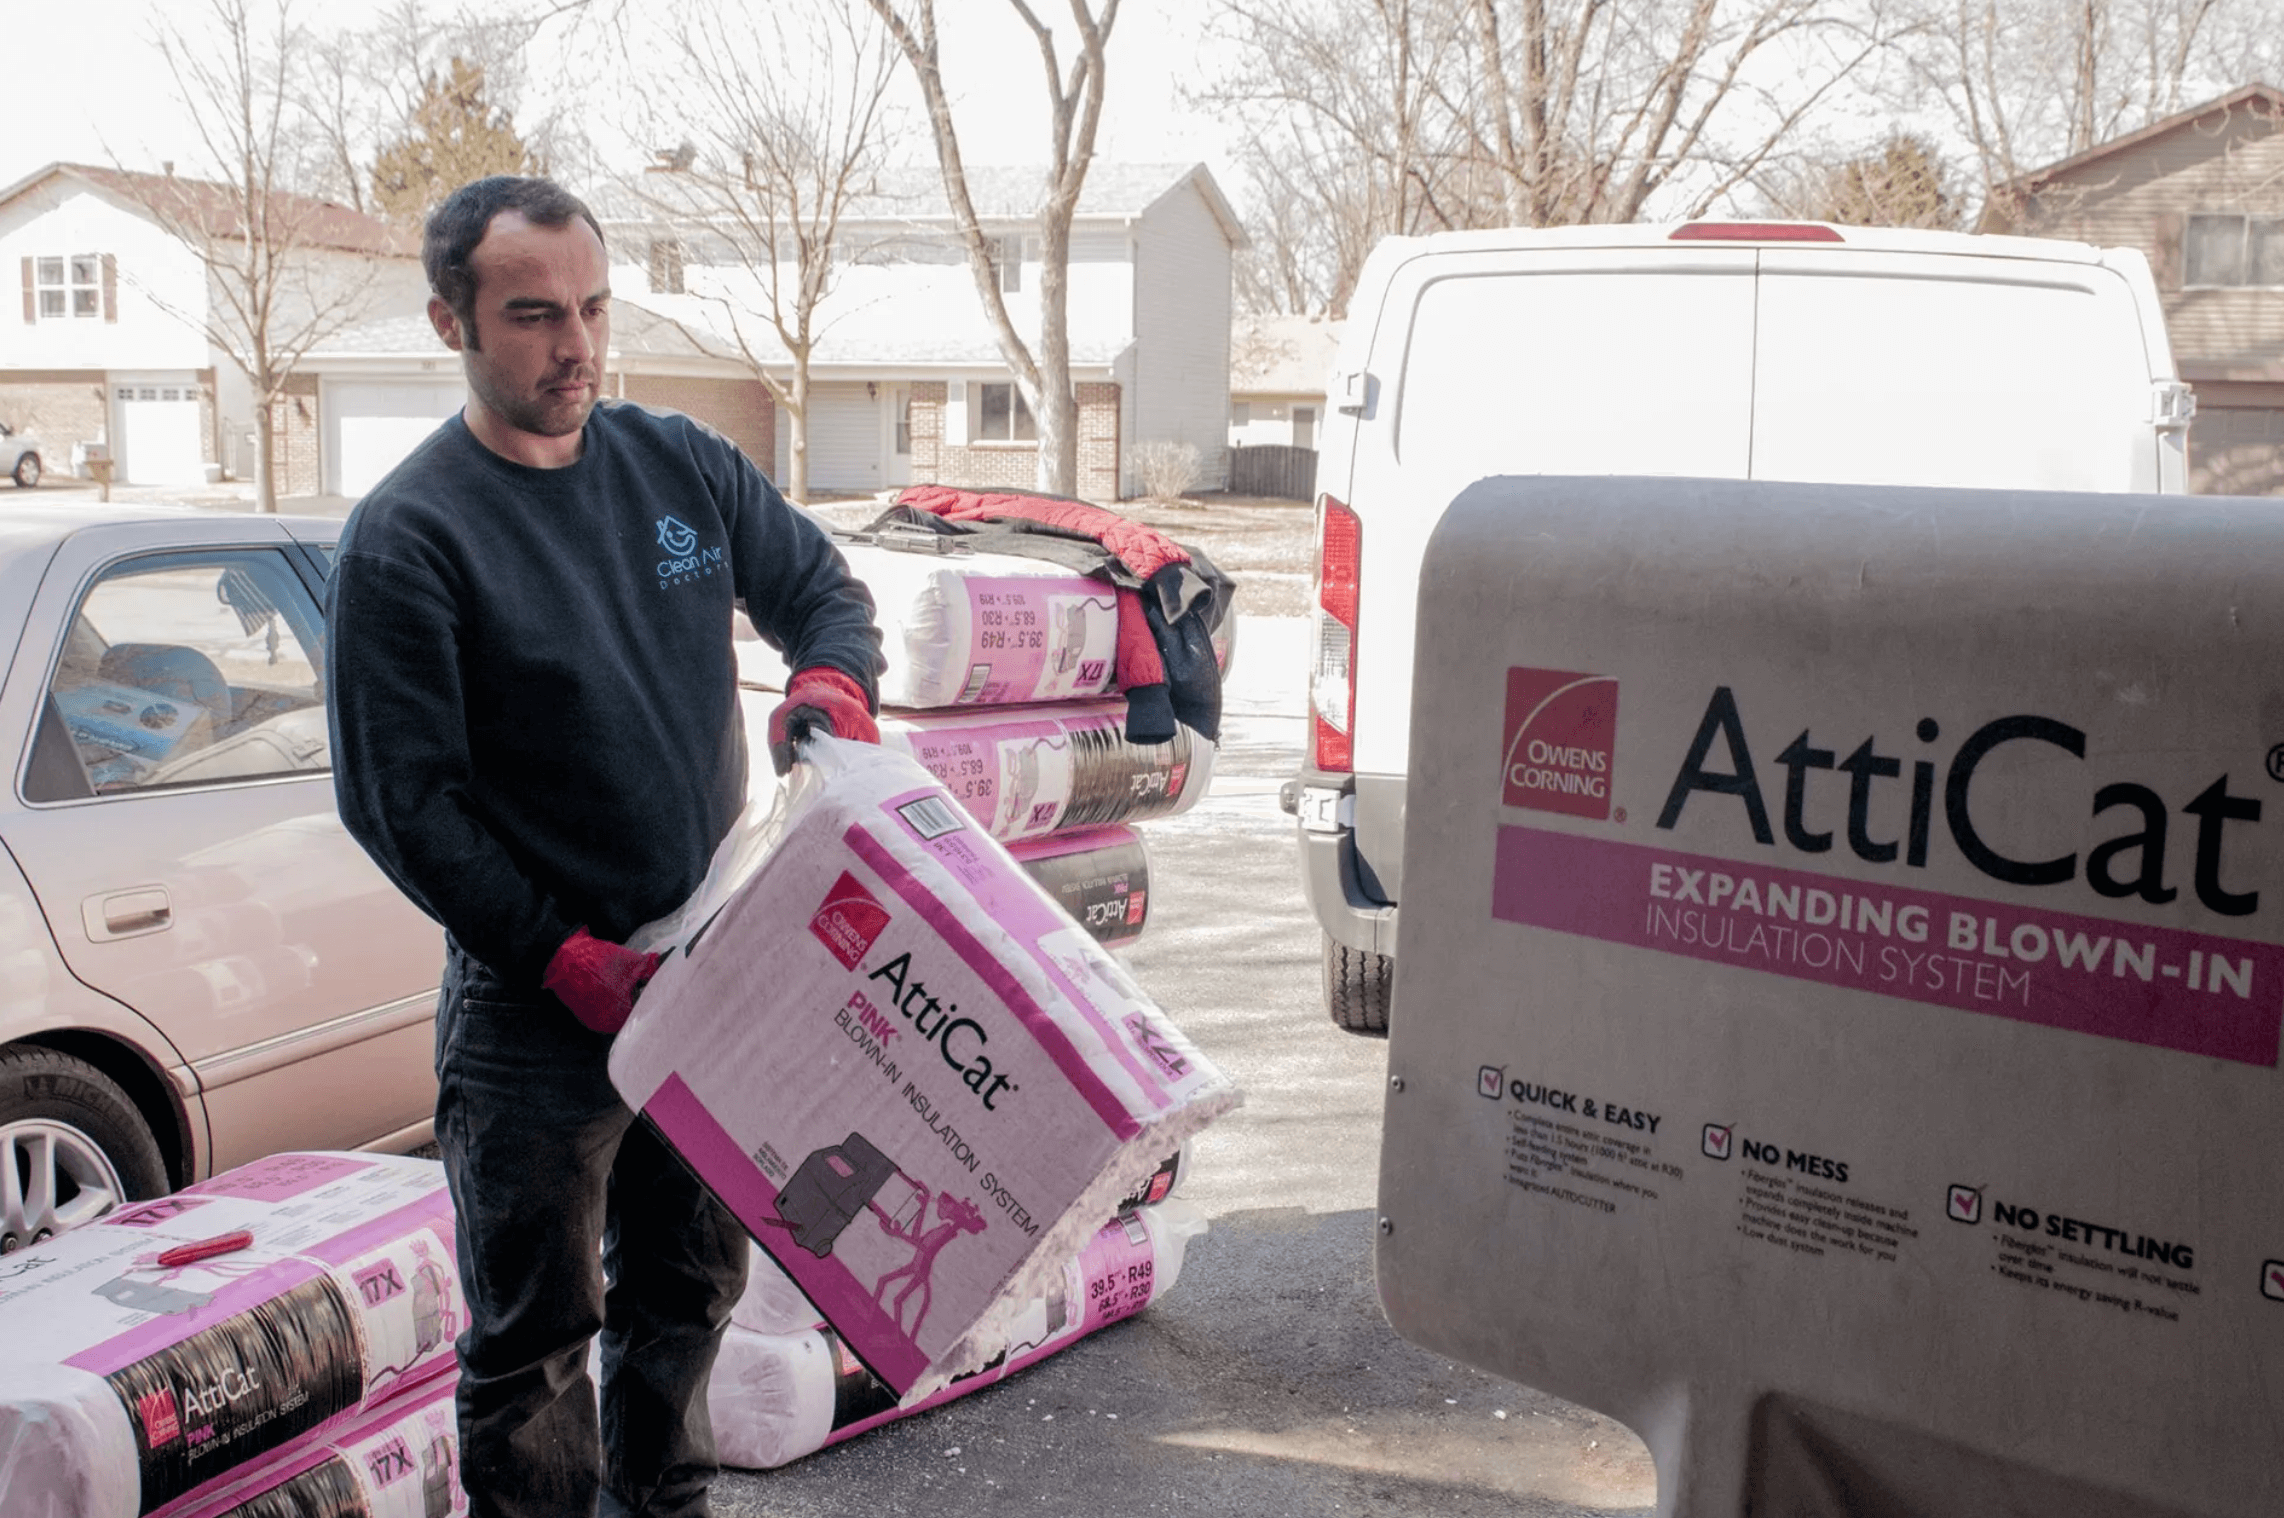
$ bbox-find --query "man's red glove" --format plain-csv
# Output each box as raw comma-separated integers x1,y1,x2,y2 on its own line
768,666,878,774
544,927,661,1035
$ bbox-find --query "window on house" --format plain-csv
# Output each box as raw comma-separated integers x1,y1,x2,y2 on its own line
2186,214,2284,287
648,238,685,294
996,234,1023,293
1293,405,1317,451
1231,401,1250,427
894,395,912,455
973,382,1036,443
33,254,104,319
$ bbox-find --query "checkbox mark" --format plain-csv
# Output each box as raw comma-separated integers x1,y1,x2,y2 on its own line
1478,1066,1504,1099
2263,1260,2284,1303
1947,1185,1981,1224
1701,1123,1732,1161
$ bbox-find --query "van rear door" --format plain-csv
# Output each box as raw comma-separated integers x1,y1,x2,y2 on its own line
1750,248,2164,492
1343,247,1758,795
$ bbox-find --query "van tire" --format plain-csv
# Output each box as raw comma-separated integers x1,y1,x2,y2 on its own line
1325,938,1392,1037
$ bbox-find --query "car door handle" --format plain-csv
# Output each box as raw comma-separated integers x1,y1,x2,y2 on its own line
83,888,173,940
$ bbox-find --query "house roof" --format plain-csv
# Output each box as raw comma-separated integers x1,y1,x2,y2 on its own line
1991,83,2284,198
1232,314,1344,396
0,162,417,258
310,298,733,365
587,161,1246,247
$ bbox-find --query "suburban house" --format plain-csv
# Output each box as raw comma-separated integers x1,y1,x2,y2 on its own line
0,162,425,490
1228,313,1341,452
1979,83,2284,494
589,162,1246,502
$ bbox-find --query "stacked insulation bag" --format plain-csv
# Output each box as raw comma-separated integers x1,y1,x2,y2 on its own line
0,1151,466,1518
803,487,1237,952
610,736,1241,1411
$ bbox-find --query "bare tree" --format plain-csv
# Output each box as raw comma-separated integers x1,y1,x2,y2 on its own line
1761,131,1964,226
864,0,1117,497
1205,0,1905,316
632,0,900,502
125,0,405,512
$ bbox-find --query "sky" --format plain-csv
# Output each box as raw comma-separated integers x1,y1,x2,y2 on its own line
0,0,1239,202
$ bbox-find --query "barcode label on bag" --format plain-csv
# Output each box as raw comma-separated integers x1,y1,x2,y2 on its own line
896,795,967,840
956,664,991,702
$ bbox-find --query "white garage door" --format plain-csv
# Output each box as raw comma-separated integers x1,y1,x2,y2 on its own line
115,384,204,486
327,381,465,497
805,385,883,494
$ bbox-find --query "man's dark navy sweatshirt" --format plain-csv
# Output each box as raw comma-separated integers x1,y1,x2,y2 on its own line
326,401,884,986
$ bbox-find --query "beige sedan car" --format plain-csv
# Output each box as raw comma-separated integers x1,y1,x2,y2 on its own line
1,502,443,1252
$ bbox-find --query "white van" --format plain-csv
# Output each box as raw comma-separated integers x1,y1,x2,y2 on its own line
1282,220,2195,1033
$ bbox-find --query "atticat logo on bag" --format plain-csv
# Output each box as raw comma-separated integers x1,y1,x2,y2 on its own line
811,872,892,970
1502,668,1619,820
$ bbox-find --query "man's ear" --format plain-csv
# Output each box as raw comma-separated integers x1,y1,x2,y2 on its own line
429,295,467,353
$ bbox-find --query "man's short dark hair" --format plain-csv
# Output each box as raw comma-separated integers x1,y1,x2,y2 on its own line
424,176,606,348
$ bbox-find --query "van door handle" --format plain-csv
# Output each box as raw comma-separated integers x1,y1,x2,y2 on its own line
83,888,172,940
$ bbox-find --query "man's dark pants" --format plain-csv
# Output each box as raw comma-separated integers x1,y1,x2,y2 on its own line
434,947,748,1518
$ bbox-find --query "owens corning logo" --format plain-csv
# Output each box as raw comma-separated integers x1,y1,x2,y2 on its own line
1502,668,1619,820
811,872,891,969
138,1388,181,1446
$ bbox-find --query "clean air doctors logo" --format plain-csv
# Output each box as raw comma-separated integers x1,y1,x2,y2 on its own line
654,515,723,587
1502,668,1619,820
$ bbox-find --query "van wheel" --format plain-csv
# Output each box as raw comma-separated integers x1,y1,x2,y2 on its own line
0,1048,168,1249
1324,938,1393,1037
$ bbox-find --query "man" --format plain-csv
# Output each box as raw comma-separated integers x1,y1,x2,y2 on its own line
327,175,883,1517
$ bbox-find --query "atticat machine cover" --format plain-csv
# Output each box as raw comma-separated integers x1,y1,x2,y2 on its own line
881,704,1211,842
0,1152,457,1518
840,541,1121,710
1381,476,2284,1517
608,737,1239,1398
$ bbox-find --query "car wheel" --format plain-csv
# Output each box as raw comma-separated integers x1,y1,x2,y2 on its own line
0,1047,167,1250
11,454,39,488
1325,936,1393,1037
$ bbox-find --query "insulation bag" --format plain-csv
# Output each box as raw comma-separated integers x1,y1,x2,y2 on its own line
841,541,1121,709
880,704,1212,842
1007,827,1151,948
710,1199,1207,1469
728,1142,1192,1337
0,1153,457,1518
167,1374,463,1518
609,736,1240,1398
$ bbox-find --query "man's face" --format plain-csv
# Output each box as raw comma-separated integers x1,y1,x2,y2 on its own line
430,210,610,443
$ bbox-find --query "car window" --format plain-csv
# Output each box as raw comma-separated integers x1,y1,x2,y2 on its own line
41,549,330,796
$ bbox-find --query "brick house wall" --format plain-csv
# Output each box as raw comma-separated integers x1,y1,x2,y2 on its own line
614,373,776,475
0,370,108,475
1987,87,2284,494
265,373,321,496
914,379,1124,502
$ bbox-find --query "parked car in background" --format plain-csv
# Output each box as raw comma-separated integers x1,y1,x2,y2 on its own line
2,423,41,488
0,502,443,1253
1289,220,2195,1035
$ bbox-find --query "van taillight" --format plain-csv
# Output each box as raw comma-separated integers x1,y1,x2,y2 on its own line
1312,496,1360,772
1670,222,1843,242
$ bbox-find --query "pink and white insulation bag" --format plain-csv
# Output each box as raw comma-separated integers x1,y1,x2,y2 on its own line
709,1198,1207,1469
840,542,1122,709
609,736,1239,1398
0,1153,458,1518
168,1374,463,1518
880,703,1211,842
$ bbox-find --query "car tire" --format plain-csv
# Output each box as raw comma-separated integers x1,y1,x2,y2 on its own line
1325,936,1393,1038
11,454,38,488
0,1046,167,1250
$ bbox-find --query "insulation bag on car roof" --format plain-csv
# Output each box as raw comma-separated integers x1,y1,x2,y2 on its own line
839,540,1121,709
727,1142,1193,1337
0,1152,458,1518
609,735,1240,1398
708,1199,1208,1469
164,1373,462,1518
880,703,1212,842
1006,827,1152,948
